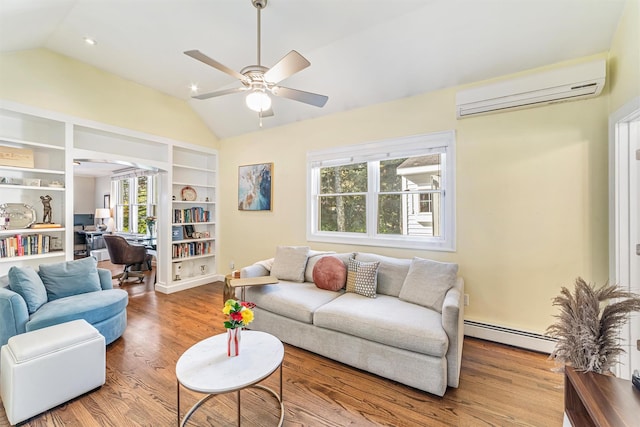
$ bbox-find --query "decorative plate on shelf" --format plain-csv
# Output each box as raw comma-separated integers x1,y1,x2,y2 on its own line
0,203,36,229
181,186,197,201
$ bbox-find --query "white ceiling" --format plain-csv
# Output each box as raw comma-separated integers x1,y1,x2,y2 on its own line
0,0,627,140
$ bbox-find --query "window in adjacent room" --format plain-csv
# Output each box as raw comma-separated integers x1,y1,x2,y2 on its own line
307,131,455,251
112,172,158,234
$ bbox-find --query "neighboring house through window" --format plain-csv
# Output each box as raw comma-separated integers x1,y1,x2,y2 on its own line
307,131,456,251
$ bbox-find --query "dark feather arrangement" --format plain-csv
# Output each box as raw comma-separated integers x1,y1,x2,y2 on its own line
546,277,640,374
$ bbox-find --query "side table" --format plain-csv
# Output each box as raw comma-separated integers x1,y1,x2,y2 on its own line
223,274,236,305
229,276,278,302
176,331,285,426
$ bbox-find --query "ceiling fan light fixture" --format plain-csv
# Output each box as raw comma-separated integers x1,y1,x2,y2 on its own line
245,90,271,112
185,0,327,116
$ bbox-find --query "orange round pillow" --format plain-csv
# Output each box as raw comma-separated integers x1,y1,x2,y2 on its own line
312,256,347,291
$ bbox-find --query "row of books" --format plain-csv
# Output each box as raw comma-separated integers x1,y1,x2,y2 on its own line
0,234,57,258
173,207,211,224
171,241,212,259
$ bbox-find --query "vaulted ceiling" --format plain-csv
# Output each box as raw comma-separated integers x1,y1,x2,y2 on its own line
0,0,627,139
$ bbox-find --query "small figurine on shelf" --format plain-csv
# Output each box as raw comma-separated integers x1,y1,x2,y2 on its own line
173,262,182,281
40,195,52,223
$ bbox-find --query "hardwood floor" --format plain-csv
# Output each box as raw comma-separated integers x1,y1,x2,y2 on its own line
0,263,565,426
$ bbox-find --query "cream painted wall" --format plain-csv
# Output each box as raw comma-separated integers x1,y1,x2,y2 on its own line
95,176,111,210
0,49,218,148
219,67,609,335
608,0,639,111
73,176,96,214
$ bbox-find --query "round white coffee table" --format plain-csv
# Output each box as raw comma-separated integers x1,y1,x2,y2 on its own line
176,330,284,426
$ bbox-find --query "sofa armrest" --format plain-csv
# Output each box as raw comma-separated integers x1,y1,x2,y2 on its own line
0,287,29,347
240,263,270,278
442,277,464,388
98,268,114,290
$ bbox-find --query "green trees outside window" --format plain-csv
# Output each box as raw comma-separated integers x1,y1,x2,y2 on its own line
114,174,157,234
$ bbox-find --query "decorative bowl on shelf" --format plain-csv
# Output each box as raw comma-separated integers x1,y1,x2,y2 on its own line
47,181,64,188
181,186,197,201
0,203,36,229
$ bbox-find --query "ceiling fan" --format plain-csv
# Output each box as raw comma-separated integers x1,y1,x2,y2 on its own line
184,0,328,117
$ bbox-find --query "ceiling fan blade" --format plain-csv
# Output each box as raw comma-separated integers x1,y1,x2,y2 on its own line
272,86,328,107
264,50,310,84
184,50,247,82
193,87,247,100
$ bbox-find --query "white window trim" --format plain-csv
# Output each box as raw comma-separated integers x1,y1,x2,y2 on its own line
307,131,456,251
112,174,158,234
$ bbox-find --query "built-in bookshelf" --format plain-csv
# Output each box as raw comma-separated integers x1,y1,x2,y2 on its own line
1,102,220,292
170,145,217,289
0,107,67,272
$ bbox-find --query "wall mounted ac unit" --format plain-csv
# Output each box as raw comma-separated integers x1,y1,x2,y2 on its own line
456,59,606,119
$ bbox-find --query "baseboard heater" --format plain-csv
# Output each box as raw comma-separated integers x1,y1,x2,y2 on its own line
464,320,557,354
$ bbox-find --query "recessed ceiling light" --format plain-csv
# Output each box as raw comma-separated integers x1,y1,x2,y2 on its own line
189,83,199,93
83,37,97,46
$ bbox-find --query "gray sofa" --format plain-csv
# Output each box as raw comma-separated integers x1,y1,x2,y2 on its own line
0,257,128,347
239,248,464,396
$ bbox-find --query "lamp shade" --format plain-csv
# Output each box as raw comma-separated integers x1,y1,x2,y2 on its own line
245,90,271,112
95,208,111,219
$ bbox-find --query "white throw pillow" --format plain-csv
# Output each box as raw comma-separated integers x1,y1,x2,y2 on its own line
270,246,310,282
399,257,458,313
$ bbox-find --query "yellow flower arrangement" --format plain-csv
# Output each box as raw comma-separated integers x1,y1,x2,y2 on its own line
223,299,255,329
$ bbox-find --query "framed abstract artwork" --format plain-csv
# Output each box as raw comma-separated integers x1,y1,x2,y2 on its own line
238,162,273,211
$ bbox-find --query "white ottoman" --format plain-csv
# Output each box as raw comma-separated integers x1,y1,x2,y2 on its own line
0,319,105,425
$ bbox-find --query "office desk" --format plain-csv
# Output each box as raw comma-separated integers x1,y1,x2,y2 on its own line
77,230,107,255
114,233,156,250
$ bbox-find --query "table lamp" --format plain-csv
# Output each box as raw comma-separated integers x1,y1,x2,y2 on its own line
95,208,111,231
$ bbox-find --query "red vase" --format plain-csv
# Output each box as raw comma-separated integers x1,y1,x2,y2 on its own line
227,328,241,357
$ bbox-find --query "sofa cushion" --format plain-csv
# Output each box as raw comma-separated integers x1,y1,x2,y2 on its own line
244,281,342,324
8,266,48,314
355,253,411,297
314,293,448,357
38,257,102,301
313,256,347,291
26,289,129,332
399,257,458,313
270,246,310,282
346,258,380,298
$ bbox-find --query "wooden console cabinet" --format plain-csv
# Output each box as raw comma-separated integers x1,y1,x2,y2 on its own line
564,366,640,426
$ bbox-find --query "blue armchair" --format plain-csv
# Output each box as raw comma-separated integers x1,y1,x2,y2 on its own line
0,258,128,347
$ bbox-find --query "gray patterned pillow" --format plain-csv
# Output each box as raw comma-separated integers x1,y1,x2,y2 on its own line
346,257,380,298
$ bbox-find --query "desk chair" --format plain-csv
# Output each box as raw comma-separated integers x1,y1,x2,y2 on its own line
103,234,152,284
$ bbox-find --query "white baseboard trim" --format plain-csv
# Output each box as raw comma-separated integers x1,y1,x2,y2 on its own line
155,274,224,294
464,320,557,354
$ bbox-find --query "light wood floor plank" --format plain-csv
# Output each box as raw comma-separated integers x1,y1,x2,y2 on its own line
0,263,564,426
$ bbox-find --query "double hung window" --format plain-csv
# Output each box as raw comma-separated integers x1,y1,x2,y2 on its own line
112,173,158,234
307,131,455,251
